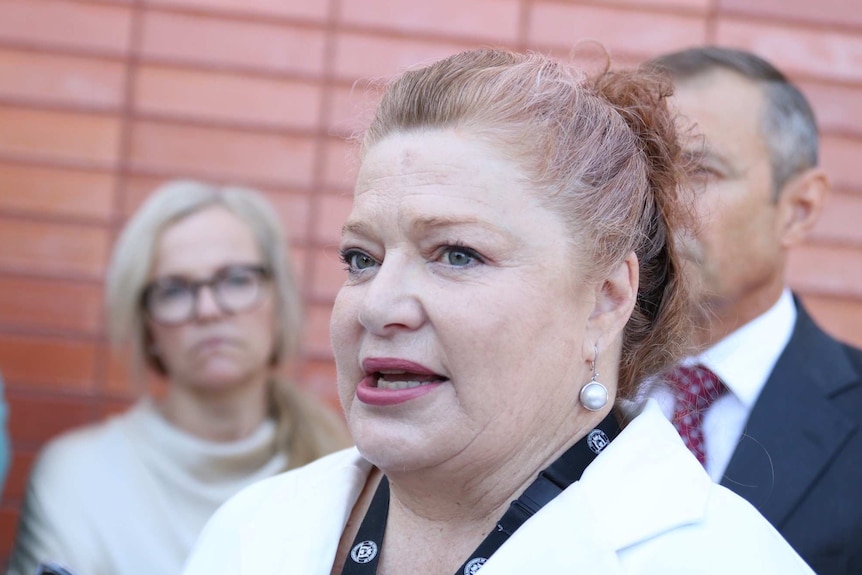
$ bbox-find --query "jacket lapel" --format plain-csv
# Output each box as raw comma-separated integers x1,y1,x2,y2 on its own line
239,449,371,574
721,304,859,528
480,403,712,573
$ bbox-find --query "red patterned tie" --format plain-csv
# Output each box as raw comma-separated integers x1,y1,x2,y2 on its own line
668,364,726,466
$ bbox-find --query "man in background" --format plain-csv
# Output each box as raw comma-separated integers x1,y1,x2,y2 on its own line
648,46,862,574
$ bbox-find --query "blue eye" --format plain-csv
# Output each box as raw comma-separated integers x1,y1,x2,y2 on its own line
442,246,481,267
341,249,378,272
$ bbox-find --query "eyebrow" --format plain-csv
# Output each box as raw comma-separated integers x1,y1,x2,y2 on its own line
341,215,510,239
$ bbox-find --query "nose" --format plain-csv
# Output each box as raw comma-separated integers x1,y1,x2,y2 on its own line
194,285,225,321
357,253,427,336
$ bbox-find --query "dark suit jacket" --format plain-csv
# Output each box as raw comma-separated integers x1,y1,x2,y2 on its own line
720,301,862,574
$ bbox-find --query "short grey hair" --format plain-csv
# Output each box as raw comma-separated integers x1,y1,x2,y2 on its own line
648,46,819,197
106,179,302,380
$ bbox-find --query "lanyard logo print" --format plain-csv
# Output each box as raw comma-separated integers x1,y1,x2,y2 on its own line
350,541,379,564
586,429,610,454
463,557,487,574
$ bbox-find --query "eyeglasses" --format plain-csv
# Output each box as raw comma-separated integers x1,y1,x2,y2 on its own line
142,264,271,326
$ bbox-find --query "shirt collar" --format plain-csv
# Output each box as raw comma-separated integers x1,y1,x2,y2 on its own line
695,288,796,409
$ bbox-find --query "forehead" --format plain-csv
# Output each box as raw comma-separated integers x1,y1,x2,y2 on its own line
672,68,769,159
153,205,263,277
354,130,536,219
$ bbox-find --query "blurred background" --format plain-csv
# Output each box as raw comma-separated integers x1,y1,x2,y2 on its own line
0,0,861,564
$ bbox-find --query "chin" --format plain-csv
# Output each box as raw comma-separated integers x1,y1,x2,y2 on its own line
356,441,433,475
193,367,256,390
350,417,453,474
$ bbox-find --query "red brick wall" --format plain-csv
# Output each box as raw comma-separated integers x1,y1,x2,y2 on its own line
1,0,861,562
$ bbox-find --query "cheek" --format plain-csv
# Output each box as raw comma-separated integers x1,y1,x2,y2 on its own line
330,292,359,357
149,324,193,371
440,286,578,375
332,300,362,402
150,324,182,349
245,304,277,352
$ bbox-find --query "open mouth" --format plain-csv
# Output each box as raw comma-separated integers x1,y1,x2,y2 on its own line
373,370,449,390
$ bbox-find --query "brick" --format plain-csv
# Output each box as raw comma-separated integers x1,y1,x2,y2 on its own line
0,507,18,557
0,106,121,165
0,0,131,53
787,244,862,299
719,0,862,29
102,344,136,395
101,344,167,396
0,163,115,221
333,32,473,81
128,120,316,188
799,294,862,349
0,48,126,109
288,245,311,303
313,193,354,246
119,175,171,217
140,11,326,76
797,81,862,138
0,334,97,390
261,190,313,244
0,276,103,335
301,301,334,358
150,0,329,21
135,65,323,130
340,0,521,43
298,358,342,411
321,138,361,191
528,3,706,57
809,190,862,247
327,85,382,139
716,19,862,84
821,135,862,192
605,0,709,7
0,217,109,278
2,451,35,502
309,245,348,302
6,392,95,445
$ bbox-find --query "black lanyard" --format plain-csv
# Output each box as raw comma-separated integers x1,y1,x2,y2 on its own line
341,413,620,575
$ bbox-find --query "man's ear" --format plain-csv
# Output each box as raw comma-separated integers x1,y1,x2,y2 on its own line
778,167,829,248
584,252,639,356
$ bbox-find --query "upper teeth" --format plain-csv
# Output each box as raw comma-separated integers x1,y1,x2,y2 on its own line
376,378,431,390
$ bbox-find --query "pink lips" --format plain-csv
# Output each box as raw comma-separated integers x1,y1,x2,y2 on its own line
357,357,446,406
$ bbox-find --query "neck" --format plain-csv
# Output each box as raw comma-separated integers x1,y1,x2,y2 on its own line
386,409,603,531
367,410,605,575
694,285,784,350
159,372,271,442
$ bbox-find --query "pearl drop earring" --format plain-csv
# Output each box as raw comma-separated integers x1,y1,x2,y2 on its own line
579,345,608,411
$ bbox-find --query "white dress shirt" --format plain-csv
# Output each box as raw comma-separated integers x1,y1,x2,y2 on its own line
652,288,796,481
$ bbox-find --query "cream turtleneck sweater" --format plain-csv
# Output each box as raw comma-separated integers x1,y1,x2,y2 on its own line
9,399,287,575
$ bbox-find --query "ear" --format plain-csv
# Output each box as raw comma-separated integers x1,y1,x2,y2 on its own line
584,251,639,357
778,167,829,248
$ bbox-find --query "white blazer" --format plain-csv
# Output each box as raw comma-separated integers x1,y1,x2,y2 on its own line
183,401,814,574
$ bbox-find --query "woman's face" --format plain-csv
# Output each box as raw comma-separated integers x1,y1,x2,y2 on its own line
147,206,276,392
331,130,600,474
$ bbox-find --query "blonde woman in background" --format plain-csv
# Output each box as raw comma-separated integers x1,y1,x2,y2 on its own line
9,180,350,575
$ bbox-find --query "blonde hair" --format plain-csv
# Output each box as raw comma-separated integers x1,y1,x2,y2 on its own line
363,48,694,400
106,179,349,468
